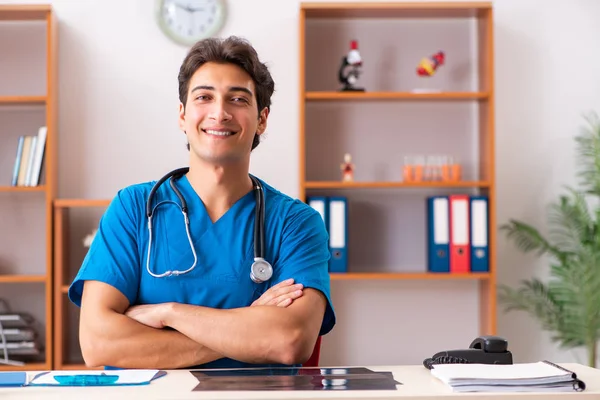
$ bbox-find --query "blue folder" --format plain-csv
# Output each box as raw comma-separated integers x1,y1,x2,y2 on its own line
327,197,348,273
470,196,489,272
306,196,329,232
427,196,450,272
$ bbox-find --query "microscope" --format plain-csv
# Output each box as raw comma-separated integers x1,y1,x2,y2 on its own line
338,40,364,92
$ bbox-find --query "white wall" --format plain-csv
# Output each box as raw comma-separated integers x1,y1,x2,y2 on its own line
494,0,600,366
3,0,600,367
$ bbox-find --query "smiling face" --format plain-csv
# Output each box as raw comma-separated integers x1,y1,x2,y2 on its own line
179,61,268,167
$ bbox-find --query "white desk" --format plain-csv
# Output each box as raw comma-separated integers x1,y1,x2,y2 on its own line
2,364,600,400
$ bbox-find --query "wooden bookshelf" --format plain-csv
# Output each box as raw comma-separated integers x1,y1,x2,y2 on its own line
329,272,491,281
0,274,46,283
302,2,490,18
53,199,110,370
304,181,490,189
0,185,46,192
54,199,111,208
0,4,57,371
305,91,489,101
0,362,46,372
0,4,51,21
0,95,46,105
299,1,497,350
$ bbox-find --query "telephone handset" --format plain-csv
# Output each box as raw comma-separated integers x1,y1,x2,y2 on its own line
423,335,513,370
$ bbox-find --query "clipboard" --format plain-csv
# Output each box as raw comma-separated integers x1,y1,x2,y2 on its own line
27,370,167,386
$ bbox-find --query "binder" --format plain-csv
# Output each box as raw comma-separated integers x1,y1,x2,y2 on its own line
328,197,348,273
449,195,470,273
306,196,329,231
427,196,450,272
470,196,489,272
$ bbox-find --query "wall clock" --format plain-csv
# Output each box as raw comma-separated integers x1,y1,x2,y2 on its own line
156,0,226,46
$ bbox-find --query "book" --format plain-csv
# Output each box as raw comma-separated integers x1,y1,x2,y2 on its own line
29,126,47,186
10,136,24,186
16,136,32,186
430,360,586,392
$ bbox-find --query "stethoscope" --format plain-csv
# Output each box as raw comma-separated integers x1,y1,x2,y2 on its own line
145,167,273,283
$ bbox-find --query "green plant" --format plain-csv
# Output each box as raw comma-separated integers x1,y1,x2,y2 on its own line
499,112,600,368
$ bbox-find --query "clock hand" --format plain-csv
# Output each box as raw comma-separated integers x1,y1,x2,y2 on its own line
172,2,194,13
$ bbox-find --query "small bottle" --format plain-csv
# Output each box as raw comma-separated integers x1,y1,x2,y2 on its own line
450,157,461,181
403,155,413,182
441,155,451,181
413,155,424,182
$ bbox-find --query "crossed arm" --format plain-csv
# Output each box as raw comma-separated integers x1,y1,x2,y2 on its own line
79,279,325,369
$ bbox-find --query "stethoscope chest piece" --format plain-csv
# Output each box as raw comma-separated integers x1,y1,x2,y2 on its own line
250,257,273,283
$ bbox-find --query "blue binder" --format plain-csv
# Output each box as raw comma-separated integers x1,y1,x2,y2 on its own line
327,197,348,273
470,196,489,272
427,196,450,272
306,196,329,232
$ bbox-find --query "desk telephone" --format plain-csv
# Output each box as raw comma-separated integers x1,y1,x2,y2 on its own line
423,336,513,369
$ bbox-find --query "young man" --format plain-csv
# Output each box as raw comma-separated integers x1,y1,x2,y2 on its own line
68,36,335,369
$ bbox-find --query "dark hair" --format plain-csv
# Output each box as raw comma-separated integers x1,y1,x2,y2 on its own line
178,36,275,150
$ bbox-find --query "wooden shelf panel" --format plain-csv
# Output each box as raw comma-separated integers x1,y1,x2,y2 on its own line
54,199,111,208
0,96,46,105
305,91,489,101
304,181,490,189
61,285,69,294
0,274,46,283
0,362,47,371
0,185,46,193
0,5,51,21
330,272,490,280
302,2,491,19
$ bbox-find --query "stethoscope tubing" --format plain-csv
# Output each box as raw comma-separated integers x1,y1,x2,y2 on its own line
144,168,272,282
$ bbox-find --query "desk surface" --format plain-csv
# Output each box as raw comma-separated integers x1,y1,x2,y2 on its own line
2,363,600,400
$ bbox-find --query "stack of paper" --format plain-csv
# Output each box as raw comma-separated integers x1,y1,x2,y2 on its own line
430,361,586,392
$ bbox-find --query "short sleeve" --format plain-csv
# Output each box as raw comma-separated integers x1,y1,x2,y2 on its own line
68,188,141,308
273,204,336,336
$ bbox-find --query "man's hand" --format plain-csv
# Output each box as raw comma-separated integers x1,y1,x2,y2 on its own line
125,303,172,329
251,278,303,307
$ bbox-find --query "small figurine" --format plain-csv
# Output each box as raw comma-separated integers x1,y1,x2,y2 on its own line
341,153,355,182
416,51,445,77
338,40,365,91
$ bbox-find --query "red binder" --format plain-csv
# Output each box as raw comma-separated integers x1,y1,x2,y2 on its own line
449,195,470,273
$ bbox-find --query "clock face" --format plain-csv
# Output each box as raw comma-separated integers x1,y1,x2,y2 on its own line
156,0,226,46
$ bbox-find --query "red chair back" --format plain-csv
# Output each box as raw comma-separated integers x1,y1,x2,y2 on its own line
303,336,321,367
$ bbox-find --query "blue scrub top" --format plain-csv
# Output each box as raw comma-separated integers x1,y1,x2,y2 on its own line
69,174,335,369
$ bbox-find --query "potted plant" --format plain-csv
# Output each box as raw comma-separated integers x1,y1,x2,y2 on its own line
499,112,600,368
